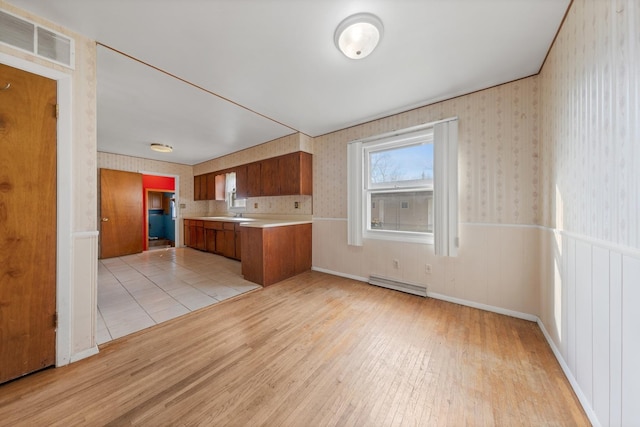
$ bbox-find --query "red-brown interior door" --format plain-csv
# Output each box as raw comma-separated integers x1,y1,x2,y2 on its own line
100,169,143,259
0,63,57,384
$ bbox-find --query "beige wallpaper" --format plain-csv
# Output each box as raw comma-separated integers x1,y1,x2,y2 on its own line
540,0,639,249
313,77,541,225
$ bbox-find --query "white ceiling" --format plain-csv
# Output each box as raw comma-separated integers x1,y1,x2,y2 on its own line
7,0,570,165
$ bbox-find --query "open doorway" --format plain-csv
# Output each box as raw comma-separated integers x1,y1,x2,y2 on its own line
142,174,176,251
147,191,175,250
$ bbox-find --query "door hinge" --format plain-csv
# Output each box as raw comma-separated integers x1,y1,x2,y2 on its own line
53,312,58,328
55,104,59,119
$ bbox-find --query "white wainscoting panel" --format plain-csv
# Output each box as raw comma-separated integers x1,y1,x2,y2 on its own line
591,245,609,424
621,255,640,425
71,231,99,360
574,240,593,404
542,229,640,427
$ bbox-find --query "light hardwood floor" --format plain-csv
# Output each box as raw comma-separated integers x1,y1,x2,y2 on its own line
0,271,589,426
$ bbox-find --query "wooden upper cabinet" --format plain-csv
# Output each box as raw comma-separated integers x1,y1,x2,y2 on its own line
247,162,261,197
194,175,202,200
206,173,216,200
279,152,312,196
149,191,162,209
200,175,208,200
261,157,280,196
235,165,248,199
214,174,226,201
198,151,312,200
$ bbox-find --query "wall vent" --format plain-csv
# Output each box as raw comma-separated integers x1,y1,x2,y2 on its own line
369,275,427,297
0,9,74,69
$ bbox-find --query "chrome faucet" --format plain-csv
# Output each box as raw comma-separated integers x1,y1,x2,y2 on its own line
234,213,243,218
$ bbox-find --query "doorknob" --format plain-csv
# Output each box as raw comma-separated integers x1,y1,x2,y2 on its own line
102,217,109,222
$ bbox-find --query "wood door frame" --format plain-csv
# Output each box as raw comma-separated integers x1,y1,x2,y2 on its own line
0,52,78,367
140,171,180,250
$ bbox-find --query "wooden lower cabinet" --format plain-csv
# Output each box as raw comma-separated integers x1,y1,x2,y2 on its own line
241,223,311,286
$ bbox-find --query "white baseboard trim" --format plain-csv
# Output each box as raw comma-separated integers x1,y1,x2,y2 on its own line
536,320,599,427
311,266,368,283
68,345,99,364
425,291,538,322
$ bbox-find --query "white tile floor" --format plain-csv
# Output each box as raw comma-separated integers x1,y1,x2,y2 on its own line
97,247,261,344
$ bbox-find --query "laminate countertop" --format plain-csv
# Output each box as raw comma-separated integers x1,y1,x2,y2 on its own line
184,216,312,228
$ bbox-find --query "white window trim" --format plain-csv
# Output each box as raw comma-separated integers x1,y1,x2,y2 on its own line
347,118,458,256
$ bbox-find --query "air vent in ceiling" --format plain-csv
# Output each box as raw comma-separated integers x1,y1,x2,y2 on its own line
0,9,74,69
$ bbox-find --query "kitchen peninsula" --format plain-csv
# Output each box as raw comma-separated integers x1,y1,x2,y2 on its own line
183,216,312,287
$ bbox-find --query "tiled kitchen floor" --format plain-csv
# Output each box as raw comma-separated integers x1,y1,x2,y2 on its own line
97,247,261,345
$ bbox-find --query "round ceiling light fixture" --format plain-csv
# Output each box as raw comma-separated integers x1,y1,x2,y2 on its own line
150,143,173,153
334,13,383,60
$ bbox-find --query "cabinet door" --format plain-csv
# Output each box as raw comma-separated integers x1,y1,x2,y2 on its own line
149,191,162,209
194,176,202,200
235,228,242,260
206,173,216,200
205,229,216,253
223,230,236,258
235,165,248,199
279,152,312,196
261,157,279,196
196,226,205,250
215,229,226,255
183,220,190,246
247,162,261,197
200,175,208,201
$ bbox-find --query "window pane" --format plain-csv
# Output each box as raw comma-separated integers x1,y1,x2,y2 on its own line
369,143,433,185
370,191,433,233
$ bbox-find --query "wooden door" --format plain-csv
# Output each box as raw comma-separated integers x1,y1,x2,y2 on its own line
0,63,57,383
100,169,143,258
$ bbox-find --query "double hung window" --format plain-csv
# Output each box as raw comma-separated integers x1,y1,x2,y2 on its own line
364,129,434,241
348,119,458,256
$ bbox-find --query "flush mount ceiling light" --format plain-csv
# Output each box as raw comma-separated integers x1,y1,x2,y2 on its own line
150,143,173,153
334,13,384,60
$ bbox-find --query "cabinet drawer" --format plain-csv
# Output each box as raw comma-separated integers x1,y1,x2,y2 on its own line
204,221,217,229
223,222,235,231
193,220,204,227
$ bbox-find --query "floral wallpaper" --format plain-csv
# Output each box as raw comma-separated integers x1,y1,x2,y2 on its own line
313,76,541,226
540,0,639,249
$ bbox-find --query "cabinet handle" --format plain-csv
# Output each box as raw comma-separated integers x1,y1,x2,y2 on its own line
102,217,109,222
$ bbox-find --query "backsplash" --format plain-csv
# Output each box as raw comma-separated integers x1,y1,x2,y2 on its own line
208,195,312,216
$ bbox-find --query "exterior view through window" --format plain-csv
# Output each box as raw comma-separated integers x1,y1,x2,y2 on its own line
367,138,434,235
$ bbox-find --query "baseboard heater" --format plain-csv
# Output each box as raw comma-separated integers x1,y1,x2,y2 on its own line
368,275,427,297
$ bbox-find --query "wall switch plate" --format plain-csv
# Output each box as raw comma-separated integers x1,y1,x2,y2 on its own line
179,203,186,209
294,201,299,209
254,202,258,208
425,264,432,274
393,259,399,269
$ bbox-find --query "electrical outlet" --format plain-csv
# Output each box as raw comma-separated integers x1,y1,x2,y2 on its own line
393,259,399,269
254,202,258,208
179,203,186,209
294,201,299,209
425,264,432,274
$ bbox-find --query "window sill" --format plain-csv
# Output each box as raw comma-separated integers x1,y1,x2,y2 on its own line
363,229,434,245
